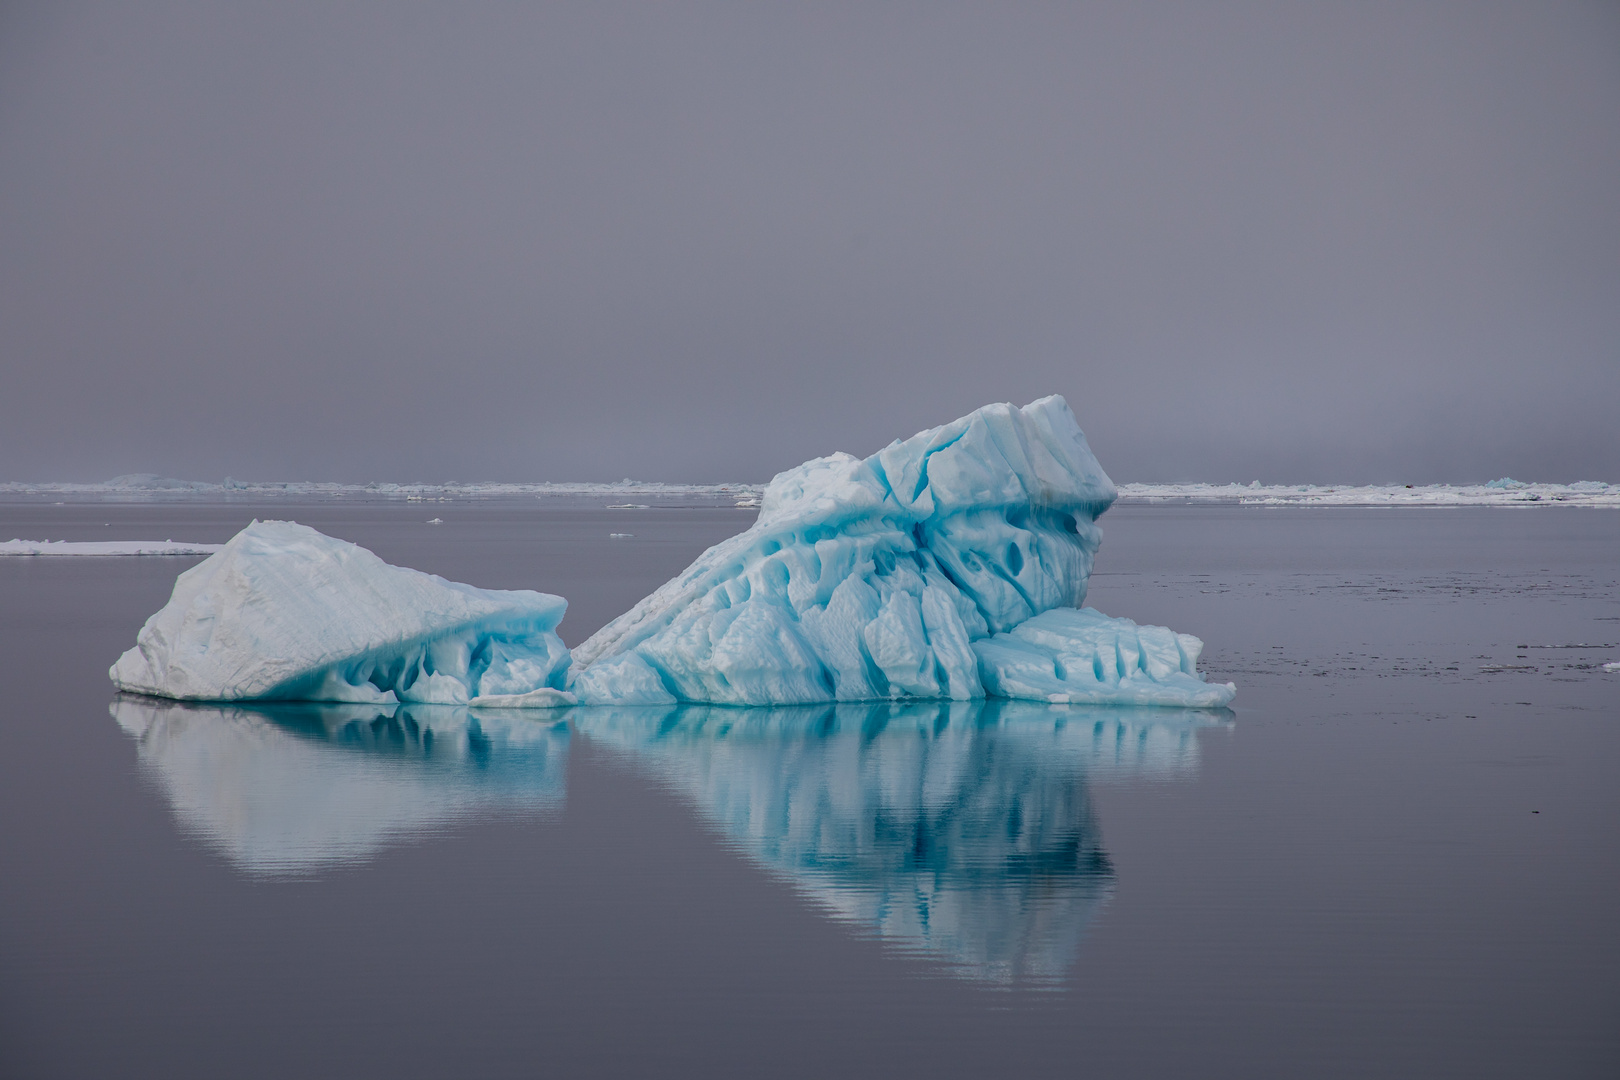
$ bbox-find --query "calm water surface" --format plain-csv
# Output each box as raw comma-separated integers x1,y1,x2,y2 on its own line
1,501,1616,1078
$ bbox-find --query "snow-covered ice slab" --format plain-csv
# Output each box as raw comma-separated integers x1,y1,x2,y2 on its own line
975,607,1235,707
572,396,1231,707
110,520,573,706
2,539,223,556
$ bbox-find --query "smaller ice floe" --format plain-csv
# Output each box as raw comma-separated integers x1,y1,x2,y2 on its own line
974,608,1236,707
110,520,573,706
1605,662,1620,673
2,539,224,556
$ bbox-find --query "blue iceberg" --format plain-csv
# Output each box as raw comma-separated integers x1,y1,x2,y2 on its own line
110,398,1234,710
573,396,1234,707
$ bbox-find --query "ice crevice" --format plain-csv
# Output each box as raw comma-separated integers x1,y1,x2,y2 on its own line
111,397,1235,710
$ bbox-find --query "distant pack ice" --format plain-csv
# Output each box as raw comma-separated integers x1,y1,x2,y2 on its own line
110,520,573,706
573,396,1234,707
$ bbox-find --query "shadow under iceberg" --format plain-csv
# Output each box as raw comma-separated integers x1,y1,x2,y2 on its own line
112,695,1229,986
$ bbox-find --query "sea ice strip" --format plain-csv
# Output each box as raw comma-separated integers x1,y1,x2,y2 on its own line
110,520,573,705
973,607,1236,707
2,539,224,556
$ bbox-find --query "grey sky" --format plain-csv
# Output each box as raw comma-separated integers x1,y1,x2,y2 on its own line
1,1,1616,484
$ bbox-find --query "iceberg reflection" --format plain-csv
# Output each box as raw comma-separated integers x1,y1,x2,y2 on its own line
111,696,569,876
112,694,1228,985
573,700,1230,986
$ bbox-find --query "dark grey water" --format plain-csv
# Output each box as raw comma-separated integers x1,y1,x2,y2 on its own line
1,501,1616,1079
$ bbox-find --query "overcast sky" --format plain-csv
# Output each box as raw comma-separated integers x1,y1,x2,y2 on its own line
1,1,1615,484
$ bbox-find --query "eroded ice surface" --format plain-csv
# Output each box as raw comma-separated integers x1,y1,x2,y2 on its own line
110,520,573,706
573,396,1233,707
976,607,1236,707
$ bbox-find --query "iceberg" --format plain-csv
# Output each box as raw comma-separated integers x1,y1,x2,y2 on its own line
110,520,573,706
107,397,1233,709
573,396,1234,707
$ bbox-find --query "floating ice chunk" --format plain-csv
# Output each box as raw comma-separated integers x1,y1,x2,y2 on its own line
110,520,571,705
572,396,1123,705
1605,661,1620,673
973,607,1237,707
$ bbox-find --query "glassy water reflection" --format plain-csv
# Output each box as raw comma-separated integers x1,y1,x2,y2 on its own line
111,697,571,875
113,695,1228,986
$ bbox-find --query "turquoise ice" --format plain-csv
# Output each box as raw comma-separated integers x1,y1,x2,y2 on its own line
110,397,1235,709
573,396,1235,707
